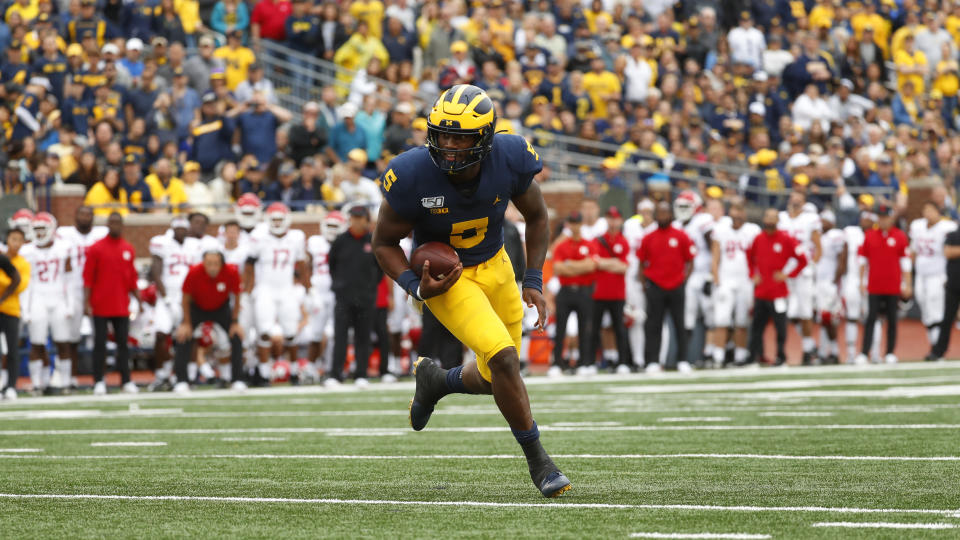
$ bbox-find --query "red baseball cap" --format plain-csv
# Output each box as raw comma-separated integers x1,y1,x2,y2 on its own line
605,206,622,218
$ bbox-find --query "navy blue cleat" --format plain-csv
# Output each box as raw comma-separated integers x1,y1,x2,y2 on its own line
408,357,447,431
538,471,572,498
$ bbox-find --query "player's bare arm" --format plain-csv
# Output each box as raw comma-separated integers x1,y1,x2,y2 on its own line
150,254,167,298
512,181,549,330
372,201,463,300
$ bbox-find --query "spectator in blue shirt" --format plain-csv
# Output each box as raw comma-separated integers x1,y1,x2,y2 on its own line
355,94,386,168
120,38,145,79
383,16,415,64
121,0,157,42
121,153,155,212
170,68,200,142
230,91,293,165
328,102,367,163
236,156,269,200
867,154,900,194
189,93,236,175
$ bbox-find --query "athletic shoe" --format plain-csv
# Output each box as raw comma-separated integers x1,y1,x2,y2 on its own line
824,355,839,365
230,380,248,391
526,451,572,498
773,356,787,367
122,381,139,394
354,377,369,388
546,365,563,378
173,381,191,395
853,353,869,366
676,361,693,374
644,362,663,374
615,364,632,375
93,381,107,396
381,373,398,384
575,365,593,376
3,387,16,400
884,353,898,364
409,357,447,432
323,377,341,388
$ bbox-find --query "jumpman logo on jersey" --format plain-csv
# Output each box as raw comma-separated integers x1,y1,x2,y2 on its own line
493,195,502,206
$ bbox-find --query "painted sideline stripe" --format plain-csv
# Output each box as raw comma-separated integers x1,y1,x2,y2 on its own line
0,493,956,515
658,417,732,423
811,522,958,529
2,453,960,462
630,534,770,539
89,442,167,447
0,448,42,453
220,437,287,442
1,424,960,436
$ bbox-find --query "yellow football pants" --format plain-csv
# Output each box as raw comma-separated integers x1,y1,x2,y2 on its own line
424,246,523,382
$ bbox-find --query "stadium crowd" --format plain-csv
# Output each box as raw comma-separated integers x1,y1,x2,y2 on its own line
2,0,960,395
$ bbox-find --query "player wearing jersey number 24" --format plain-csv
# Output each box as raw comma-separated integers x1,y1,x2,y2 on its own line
372,84,570,498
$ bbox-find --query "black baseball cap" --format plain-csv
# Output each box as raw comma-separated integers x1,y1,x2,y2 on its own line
566,211,583,223
349,205,369,218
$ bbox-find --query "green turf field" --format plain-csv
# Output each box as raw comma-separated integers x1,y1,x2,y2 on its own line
2,363,960,539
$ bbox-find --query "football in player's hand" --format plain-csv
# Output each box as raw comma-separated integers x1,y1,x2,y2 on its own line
411,242,460,280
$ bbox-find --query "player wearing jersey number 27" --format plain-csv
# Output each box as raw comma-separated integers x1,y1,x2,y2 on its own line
372,84,571,498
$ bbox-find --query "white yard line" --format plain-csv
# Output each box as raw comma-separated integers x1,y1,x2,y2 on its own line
811,522,958,529
2,453,960,462
220,437,287,442
758,412,835,417
1,424,959,436
604,378,960,394
0,448,42,453
0,493,956,516
658,417,732,423
630,534,771,539
89,442,168,447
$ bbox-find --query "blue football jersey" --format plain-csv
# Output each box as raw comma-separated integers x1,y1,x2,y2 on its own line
380,133,542,266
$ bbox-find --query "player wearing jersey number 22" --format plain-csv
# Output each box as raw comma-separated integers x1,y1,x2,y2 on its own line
372,84,570,498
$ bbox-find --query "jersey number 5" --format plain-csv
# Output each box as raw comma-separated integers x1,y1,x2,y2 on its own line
450,218,488,249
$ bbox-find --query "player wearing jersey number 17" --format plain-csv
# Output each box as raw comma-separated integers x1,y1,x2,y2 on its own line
372,84,570,498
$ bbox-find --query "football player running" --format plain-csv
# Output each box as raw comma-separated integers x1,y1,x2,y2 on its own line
22,213,73,393
909,201,957,348
372,84,570,498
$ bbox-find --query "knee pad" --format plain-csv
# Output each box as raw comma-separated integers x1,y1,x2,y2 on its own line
257,336,272,348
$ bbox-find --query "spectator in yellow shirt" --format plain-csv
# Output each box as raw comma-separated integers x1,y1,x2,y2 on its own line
84,168,130,216
145,158,189,213
894,34,928,94
5,0,38,25
349,0,384,39
0,228,29,399
934,45,960,98
583,56,621,120
214,29,256,90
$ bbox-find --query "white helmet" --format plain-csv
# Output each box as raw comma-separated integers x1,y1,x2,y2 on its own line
31,212,57,246
234,193,262,230
8,208,35,241
265,202,291,236
322,210,346,242
672,190,702,223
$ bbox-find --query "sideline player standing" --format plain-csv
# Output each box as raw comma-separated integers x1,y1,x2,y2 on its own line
676,191,720,365
909,201,957,348
778,192,822,364
56,206,107,386
22,213,73,394
840,210,877,362
710,197,760,367
372,84,570,497
816,209,846,364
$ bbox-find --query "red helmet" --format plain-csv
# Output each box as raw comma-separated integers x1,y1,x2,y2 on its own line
9,208,35,241
265,202,291,235
193,321,230,358
31,212,57,246
272,359,291,382
235,193,262,229
673,190,703,223
322,210,346,241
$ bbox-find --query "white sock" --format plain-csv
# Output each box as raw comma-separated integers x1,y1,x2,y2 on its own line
845,321,858,358
704,344,715,359
163,360,173,375
830,340,839,356
818,328,830,357
29,360,43,389
219,363,231,382
154,367,168,381
199,362,216,379
712,346,725,364
258,362,273,379
0,369,6,389
930,325,941,346
802,337,816,354
603,349,618,363
735,347,749,363
187,362,198,381
58,359,71,384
